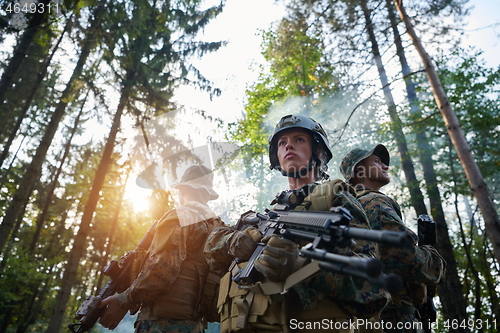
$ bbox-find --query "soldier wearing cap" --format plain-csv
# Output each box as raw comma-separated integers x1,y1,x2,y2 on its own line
204,115,390,332
99,164,225,333
340,145,446,333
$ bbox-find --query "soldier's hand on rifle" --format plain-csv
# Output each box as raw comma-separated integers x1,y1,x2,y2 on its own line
229,227,262,261
255,235,299,282
98,294,128,330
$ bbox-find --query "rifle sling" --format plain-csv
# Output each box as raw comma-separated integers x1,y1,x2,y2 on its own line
239,261,321,296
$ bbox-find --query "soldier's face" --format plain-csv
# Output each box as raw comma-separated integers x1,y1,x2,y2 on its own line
356,154,390,187
276,129,313,175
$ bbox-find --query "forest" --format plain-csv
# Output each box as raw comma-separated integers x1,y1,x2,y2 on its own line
0,0,499,332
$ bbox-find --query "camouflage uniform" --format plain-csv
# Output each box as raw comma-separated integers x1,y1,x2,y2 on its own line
204,115,394,332
287,179,390,317
340,146,446,333
204,179,390,332
117,165,225,333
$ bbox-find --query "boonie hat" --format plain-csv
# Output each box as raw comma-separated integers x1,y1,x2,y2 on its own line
172,164,219,200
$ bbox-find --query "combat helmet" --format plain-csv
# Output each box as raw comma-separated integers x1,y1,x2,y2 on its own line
268,114,332,179
339,144,390,183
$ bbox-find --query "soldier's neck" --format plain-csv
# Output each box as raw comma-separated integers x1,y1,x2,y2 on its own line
354,179,383,192
288,173,316,190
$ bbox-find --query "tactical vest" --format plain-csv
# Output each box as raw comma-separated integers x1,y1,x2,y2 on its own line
218,180,365,333
139,202,224,322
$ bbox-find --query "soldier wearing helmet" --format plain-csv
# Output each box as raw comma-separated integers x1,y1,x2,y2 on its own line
204,115,390,332
268,114,332,184
340,146,446,333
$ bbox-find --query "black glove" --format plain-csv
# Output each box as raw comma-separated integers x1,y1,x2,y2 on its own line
255,235,299,282
229,227,262,261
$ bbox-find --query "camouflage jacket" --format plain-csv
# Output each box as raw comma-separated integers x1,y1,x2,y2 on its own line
118,201,224,320
355,186,446,307
204,179,390,319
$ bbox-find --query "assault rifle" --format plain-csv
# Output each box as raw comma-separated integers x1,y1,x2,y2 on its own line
68,221,157,333
417,214,438,333
233,206,412,294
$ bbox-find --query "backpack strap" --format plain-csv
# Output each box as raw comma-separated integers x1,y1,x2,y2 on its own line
301,179,351,212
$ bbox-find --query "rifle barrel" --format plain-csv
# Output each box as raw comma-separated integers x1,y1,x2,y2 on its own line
275,211,412,248
343,227,412,248
301,248,382,277
317,261,403,294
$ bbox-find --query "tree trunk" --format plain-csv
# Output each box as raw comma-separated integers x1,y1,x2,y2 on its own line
360,0,427,216
448,137,481,327
16,274,53,333
386,0,469,325
0,192,31,270
480,236,500,320
0,200,30,330
45,85,129,333
394,0,500,267
0,306,14,333
0,209,70,331
0,9,102,255
29,98,86,251
0,134,26,189
0,0,52,110
96,167,130,294
0,16,72,167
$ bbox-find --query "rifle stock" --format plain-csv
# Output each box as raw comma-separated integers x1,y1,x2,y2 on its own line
68,254,138,333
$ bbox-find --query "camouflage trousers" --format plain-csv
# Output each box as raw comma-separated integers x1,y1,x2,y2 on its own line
134,319,205,333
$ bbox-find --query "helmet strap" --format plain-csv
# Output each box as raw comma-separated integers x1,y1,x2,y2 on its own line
278,158,316,178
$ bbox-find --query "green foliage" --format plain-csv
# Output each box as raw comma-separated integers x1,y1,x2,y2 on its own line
2,0,497,329
0,27,61,143
0,0,226,330
0,249,46,315
226,13,338,208
226,5,382,210
414,48,500,200
227,0,499,326
438,51,500,176
263,14,338,98
407,47,500,323
101,0,224,118
231,11,339,155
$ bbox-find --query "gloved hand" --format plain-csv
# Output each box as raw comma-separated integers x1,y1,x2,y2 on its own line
229,227,262,261
255,235,299,282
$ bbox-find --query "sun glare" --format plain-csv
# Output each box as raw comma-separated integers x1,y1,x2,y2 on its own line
124,178,152,213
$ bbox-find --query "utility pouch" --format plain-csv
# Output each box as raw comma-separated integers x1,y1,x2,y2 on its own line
219,263,289,333
198,269,224,324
